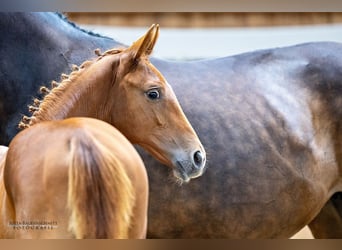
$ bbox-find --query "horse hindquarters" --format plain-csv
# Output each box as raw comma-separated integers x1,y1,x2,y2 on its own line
2,118,148,239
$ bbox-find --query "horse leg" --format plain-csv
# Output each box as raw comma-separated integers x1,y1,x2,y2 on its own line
308,193,342,238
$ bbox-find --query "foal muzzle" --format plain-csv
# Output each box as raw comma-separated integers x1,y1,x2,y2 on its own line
173,149,206,183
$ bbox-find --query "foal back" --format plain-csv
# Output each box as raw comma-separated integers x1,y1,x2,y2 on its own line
1,117,148,238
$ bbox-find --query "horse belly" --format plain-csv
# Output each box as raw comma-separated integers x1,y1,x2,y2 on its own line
145,120,335,239
146,164,326,238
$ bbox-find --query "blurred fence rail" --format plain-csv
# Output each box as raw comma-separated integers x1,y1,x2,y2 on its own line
66,12,342,27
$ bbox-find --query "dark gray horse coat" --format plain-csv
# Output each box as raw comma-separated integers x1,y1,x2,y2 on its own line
147,45,342,238
0,13,341,238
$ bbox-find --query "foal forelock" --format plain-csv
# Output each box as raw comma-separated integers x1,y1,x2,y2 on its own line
18,48,124,129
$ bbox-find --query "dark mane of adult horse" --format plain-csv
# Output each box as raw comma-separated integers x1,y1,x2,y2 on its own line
1,12,341,238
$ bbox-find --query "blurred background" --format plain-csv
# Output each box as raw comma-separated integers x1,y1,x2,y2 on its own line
66,13,342,27
66,13,342,60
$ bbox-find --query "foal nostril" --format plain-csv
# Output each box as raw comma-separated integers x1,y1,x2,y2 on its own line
193,150,204,168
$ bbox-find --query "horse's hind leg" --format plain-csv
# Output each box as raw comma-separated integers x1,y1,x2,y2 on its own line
308,193,342,238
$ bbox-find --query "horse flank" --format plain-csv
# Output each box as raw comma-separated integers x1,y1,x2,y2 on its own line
68,128,135,238
18,48,124,129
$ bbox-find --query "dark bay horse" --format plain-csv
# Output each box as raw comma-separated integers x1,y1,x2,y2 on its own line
146,44,342,238
1,13,341,238
0,117,149,238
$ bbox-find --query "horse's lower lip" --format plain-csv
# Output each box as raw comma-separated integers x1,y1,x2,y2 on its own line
173,168,190,183
174,161,202,183
176,162,190,180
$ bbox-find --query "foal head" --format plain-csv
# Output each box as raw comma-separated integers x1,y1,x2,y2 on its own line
25,24,206,183
107,25,206,182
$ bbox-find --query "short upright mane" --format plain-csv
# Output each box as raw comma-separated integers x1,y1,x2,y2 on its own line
18,48,123,130
56,12,114,40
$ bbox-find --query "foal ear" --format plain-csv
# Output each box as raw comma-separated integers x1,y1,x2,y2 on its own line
130,24,159,60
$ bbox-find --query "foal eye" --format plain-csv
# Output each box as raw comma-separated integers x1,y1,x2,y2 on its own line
146,89,160,100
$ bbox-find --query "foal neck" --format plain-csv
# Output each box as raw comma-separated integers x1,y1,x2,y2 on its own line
23,54,117,128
